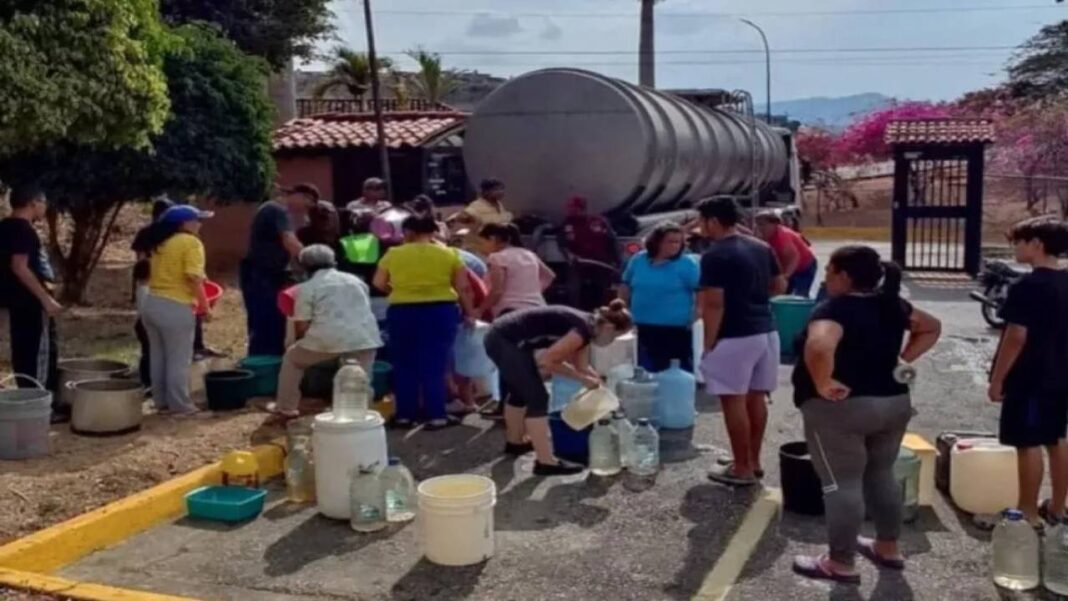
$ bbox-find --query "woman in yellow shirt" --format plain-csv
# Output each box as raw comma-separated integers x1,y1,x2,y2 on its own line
373,214,476,428
140,205,213,416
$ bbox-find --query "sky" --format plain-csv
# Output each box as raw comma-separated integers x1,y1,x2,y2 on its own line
318,0,1068,103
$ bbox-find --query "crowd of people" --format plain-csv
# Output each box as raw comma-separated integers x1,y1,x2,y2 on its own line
7,176,1068,586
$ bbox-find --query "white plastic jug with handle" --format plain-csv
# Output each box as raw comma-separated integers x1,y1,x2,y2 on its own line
950,438,1018,515
562,386,620,430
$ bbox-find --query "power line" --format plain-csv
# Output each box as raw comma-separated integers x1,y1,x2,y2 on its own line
369,45,1021,57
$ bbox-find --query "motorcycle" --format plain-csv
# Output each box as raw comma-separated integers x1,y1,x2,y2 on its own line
969,259,1027,329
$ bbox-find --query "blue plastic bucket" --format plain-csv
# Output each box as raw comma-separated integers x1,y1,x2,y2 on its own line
549,412,591,464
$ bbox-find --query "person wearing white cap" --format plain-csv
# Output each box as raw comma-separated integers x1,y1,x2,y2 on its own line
139,205,214,416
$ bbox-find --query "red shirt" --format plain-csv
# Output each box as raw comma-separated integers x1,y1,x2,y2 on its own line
767,226,814,273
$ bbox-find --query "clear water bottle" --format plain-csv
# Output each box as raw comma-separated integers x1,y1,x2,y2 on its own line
992,509,1040,591
588,419,622,476
630,418,660,477
379,457,416,523
349,465,386,533
1045,517,1068,595
611,410,636,469
333,359,370,420
284,419,315,503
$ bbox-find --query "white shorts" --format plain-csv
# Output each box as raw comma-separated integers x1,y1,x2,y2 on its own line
700,332,780,396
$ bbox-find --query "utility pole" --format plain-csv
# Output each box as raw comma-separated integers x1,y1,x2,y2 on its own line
740,19,772,123
363,0,393,200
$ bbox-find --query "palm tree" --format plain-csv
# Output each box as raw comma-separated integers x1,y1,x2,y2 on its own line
639,0,663,88
314,48,394,101
406,47,459,106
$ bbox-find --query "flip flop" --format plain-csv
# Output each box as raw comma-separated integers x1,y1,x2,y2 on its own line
708,467,759,487
715,457,765,479
856,537,906,570
792,555,861,585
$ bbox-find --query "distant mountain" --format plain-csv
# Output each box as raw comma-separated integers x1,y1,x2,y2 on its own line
771,93,896,129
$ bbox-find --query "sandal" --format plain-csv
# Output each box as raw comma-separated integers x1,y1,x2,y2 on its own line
792,555,861,585
708,466,759,487
856,537,905,570
715,457,765,479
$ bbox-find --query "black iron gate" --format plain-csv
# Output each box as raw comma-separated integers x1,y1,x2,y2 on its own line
890,146,984,275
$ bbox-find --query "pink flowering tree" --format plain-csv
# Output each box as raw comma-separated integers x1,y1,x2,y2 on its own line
834,102,953,164
990,100,1068,215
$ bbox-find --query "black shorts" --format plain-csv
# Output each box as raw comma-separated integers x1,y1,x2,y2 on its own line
999,395,1068,448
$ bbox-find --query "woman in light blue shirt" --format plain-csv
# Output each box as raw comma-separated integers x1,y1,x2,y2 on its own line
619,222,700,372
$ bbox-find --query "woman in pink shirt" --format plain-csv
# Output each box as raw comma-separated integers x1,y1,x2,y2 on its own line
476,223,555,318
756,211,818,298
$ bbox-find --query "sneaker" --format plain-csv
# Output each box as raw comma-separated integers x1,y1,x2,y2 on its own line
533,459,586,476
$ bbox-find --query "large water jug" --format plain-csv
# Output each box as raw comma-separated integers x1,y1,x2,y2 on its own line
630,418,660,476
950,439,1018,515
591,331,637,375
550,375,584,413
618,368,657,423
453,321,495,378
655,360,696,430
893,447,921,524
349,464,387,533
1045,518,1068,595
992,510,1039,591
379,457,417,523
588,419,622,476
612,410,636,468
333,359,370,420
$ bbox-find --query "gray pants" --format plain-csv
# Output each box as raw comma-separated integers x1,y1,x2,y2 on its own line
140,294,196,413
802,394,911,566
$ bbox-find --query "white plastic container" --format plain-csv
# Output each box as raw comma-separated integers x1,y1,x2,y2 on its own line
692,319,704,384
313,411,388,520
418,475,496,566
590,331,636,376
950,438,1019,515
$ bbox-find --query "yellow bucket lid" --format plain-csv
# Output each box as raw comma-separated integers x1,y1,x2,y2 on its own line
221,450,259,476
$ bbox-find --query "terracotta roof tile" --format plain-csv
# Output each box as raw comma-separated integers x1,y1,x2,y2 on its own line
273,111,467,151
886,119,995,145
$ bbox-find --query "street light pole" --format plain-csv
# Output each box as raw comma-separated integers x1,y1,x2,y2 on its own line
363,0,393,200
740,18,771,123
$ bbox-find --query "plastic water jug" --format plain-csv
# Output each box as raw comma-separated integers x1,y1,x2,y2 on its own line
1045,518,1068,595
618,368,657,423
893,447,921,524
285,419,315,503
349,464,387,533
605,364,635,396
333,359,370,420
950,439,1018,515
380,457,417,523
655,360,696,430
612,410,636,468
550,376,584,413
453,321,494,378
630,418,660,476
992,510,1039,591
588,419,622,476
590,331,637,375
313,411,388,520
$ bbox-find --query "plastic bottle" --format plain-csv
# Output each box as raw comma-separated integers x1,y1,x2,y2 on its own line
379,457,417,523
654,359,696,430
349,465,386,533
618,368,658,423
992,509,1040,591
333,359,370,420
611,410,636,469
1045,517,1068,595
630,418,660,477
588,419,622,476
285,420,315,503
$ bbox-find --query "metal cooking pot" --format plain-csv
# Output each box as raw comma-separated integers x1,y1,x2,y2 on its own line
68,378,145,435
57,359,131,409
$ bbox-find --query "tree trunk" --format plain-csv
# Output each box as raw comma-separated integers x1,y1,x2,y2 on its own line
639,0,656,88
267,59,297,125
47,202,126,304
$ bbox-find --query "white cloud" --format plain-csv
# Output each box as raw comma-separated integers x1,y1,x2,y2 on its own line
466,13,522,38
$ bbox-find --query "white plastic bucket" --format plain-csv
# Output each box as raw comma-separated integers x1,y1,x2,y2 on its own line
313,411,388,520
418,475,496,566
0,375,52,460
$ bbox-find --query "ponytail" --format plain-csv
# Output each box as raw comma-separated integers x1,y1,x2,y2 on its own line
595,298,634,332
879,261,902,299
828,245,902,297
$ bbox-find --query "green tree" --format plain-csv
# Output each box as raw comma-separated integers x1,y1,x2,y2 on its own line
0,25,275,303
314,48,394,101
0,0,171,157
159,0,334,70
406,47,459,106
1009,20,1068,98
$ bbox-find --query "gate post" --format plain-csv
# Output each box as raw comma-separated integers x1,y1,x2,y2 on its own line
891,148,909,268
964,146,985,276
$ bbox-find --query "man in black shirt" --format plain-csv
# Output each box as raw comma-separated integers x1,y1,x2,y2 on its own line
0,183,63,419
697,197,786,487
240,183,317,356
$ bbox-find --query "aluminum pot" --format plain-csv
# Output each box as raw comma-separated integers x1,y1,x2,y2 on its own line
57,359,131,409
69,378,145,435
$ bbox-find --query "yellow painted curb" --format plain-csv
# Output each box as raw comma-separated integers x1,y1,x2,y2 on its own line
693,487,783,601
0,568,200,601
0,443,284,574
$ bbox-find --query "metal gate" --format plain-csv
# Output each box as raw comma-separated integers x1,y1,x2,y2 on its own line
891,147,984,275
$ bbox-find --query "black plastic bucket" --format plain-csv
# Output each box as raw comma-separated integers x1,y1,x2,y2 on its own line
204,370,255,411
780,441,825,516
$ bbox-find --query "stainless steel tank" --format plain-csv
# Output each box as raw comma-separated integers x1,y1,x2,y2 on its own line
463,68,788,219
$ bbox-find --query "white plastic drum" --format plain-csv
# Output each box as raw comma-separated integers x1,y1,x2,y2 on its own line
418,475,496,566
313,411,388,520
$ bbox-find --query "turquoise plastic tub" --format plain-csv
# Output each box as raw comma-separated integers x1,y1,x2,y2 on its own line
372,361,392,400
185,485,267,522
771,296,816,363
238,356,283,397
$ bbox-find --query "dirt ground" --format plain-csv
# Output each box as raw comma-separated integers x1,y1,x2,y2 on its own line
0,206,282,599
